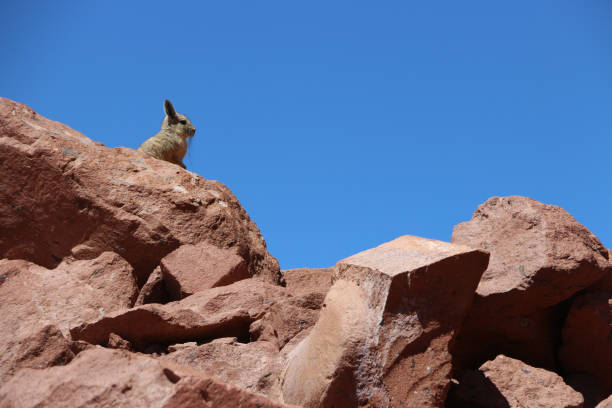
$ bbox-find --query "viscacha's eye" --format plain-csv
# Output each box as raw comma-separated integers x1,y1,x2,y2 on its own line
179,119,187,124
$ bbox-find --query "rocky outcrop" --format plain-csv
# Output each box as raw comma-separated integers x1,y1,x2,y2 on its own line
0,347,291,408
451,196,609,370
0,97,280,285
447,355,584,408
281,236,489,408
2,99,610,407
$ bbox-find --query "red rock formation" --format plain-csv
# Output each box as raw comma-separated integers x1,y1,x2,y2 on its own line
0,97,280,285
451,196,609,370
447,355,584,408
1,99,610,407
281,236,489,408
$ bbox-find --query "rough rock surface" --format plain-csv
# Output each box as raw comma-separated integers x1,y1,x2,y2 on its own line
249,295,320,350
161,339,283,400
0,252,137,381
596,395,612,408
70,279,293,350
0,97,280,284
282,235,489,408
161,242,249,300
451,196,609,370
0,325,75,383
282,267,333,307
0,252,137,337
558,290,612,395
447,355,584,408
0,347,291,408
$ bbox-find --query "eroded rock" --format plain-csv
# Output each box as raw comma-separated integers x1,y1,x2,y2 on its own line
282,235,489,408
451,196,608,370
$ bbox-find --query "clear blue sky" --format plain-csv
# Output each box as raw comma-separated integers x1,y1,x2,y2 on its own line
2,1,611,269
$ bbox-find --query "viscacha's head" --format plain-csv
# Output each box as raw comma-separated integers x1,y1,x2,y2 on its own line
161,99,196,140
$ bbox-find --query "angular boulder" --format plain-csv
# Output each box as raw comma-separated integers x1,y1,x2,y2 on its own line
447,355,584,408
160,339,283,400
451,196,608,370
70,279,292,350
161,241,249,300
0,347,291,408
281,235,489,408
0,97,280,284
558,290,612,395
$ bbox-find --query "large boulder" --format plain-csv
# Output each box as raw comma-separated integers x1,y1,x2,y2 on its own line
0,252,137,381
451,196,608,370
447,355,584,408
281,235,489,408
0,97,280,284
0,347,291,408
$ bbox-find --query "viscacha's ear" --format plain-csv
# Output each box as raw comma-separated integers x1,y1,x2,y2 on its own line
164,99,179,124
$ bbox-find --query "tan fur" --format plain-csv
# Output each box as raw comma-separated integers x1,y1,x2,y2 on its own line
138,99,196,169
